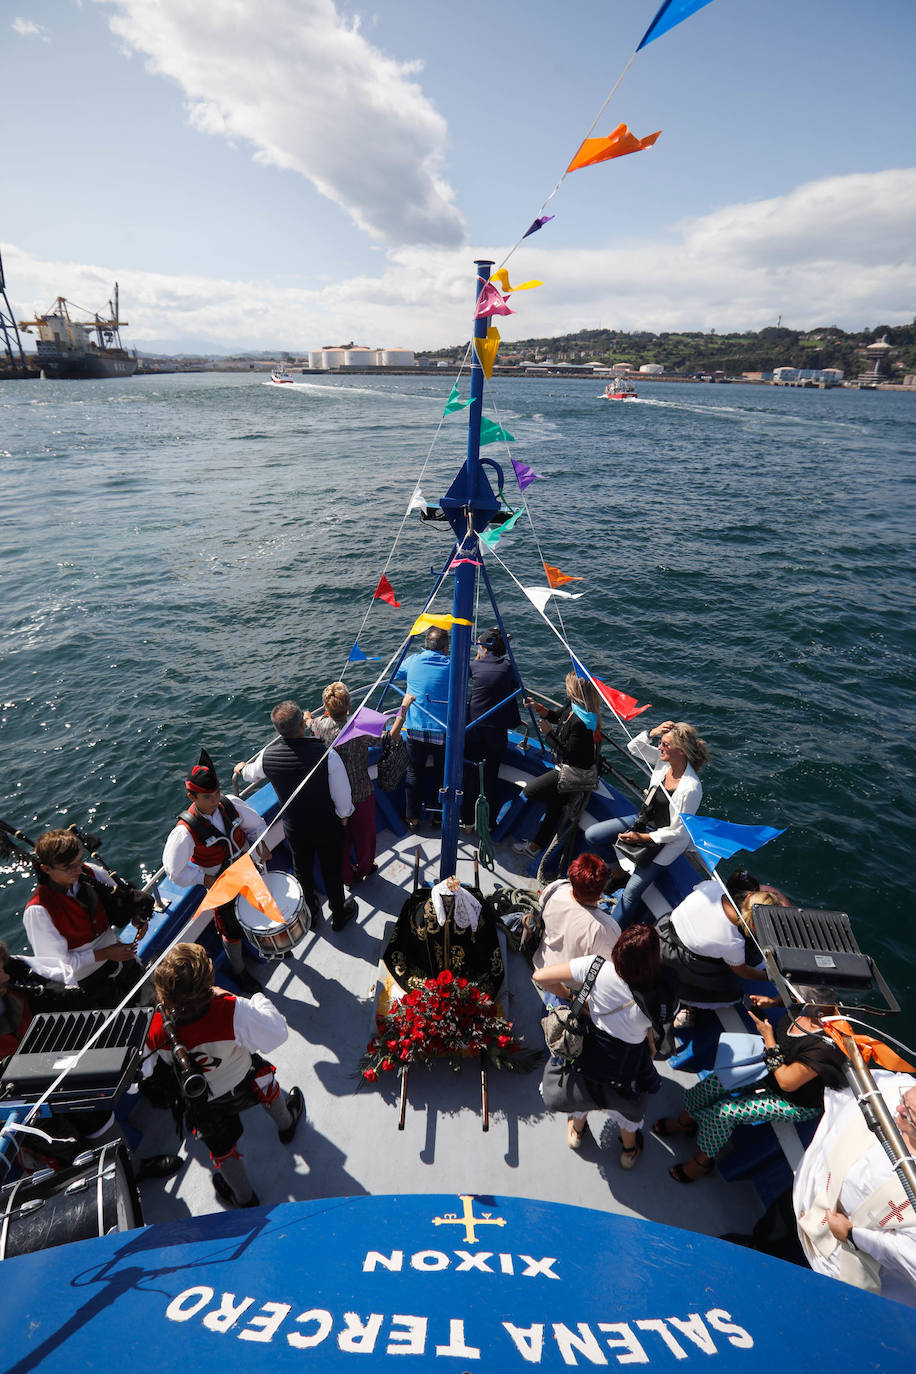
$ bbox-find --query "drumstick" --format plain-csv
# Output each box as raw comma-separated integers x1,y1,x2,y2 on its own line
398,1066,409,1130
480,1052,489,1132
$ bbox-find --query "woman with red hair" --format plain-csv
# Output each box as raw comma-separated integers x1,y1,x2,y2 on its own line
533,924,662,1167
532,853,620,982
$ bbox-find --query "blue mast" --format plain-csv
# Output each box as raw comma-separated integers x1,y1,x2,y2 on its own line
438,260,501,881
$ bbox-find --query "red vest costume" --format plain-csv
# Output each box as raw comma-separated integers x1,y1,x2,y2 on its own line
148,993,255,1100
176,799,247,873
25,868,111,950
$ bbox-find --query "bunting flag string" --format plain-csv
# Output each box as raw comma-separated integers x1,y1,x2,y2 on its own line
474,327,500,379
193,855,286,925
566,122,661,174
681,815,785,868
474,281,514,320
637,0,716,51
374,575,400,607
522,215,555,239
522,585,585,615
544,563,583,588
409,612,473,637
511,457,546,491
489,269,543,294
347,641,382,664
479,417,515,446
442,384,471,416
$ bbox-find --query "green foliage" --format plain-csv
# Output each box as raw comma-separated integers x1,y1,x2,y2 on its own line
428,321,916,375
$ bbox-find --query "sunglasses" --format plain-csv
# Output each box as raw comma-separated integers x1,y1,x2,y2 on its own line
897,1089,916,1133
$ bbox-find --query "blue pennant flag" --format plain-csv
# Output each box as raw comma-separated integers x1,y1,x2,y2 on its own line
571,654,589,679
637,0,717,51
347,641,381,664
682,814,785,869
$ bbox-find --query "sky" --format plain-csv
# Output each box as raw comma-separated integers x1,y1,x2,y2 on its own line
2,0,915,355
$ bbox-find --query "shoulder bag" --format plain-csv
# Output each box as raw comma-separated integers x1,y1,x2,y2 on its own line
377,730,408,792
542,955,605,1061
712,1030,768,1091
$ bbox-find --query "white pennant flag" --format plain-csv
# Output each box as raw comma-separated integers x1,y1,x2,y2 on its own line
408,485,427,512
522,585,585,616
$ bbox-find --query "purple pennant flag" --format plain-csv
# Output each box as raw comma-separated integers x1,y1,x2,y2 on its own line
511,457,547,492
523,215,555,239
333,705,394,748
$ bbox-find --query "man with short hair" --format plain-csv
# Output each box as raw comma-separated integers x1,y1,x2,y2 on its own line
236,701,357,932
402,627,451,830
162,749,265,995
23,829,150,1006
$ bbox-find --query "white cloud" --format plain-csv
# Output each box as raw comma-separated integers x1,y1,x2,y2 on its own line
93,0,466,249
12,17,50,40
6,169,915,351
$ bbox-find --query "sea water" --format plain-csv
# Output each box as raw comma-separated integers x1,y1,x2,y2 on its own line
1,372,914,1033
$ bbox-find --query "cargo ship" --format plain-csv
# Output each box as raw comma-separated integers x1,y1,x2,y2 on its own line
19,284,137,379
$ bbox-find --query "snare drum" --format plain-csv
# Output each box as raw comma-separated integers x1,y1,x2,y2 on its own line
235,870,309,959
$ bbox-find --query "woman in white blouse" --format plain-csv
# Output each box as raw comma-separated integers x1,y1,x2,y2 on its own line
585,718,707,928
533,924,662,1168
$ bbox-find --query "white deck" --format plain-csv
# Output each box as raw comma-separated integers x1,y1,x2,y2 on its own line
132,825,762,1242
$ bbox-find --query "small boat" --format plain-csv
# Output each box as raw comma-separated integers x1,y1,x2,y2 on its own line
270,367,294,384
604,379,637,400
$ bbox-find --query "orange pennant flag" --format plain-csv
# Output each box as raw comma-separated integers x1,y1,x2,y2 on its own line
193,854,286,925
822,1018,915,1073
544,563,584,588
566,123,661,174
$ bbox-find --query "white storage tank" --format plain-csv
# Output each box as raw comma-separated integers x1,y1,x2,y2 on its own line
308,350,324,369
380,349,416,367
639,363,665,374
343,348,376,368
322,348,347,369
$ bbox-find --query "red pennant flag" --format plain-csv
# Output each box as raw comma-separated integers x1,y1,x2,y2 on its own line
373,575,400,607
544,563,583,588
594,678,651,722
567,123,661,173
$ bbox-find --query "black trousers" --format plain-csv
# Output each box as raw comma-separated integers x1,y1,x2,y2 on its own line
462,727,508,824
287,826,346,917
522,769,566,848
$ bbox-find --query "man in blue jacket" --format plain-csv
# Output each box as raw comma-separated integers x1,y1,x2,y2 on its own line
403,627,451,830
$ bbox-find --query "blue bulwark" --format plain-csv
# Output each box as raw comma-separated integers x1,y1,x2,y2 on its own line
0,1193,909,1370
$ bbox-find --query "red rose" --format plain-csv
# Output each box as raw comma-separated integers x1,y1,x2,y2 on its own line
387,1039,398,1049
497,1034,511,1047
363,1068,377,1082
437,970,454,986
381,1059,394,1071
457,977,468,989
366,1039,378,1053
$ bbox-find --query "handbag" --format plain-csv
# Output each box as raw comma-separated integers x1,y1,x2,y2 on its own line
613,784,665,865
542,955,605,1061
712,1030,768,1091
377,731,408,792
556,762,599,795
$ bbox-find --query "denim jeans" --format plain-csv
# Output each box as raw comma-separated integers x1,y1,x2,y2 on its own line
584,813,661,928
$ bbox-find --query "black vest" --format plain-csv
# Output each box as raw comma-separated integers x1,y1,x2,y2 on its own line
262,736,337,841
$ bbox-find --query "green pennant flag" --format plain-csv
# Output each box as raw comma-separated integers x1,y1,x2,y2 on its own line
443,383,471,416
480,507,524,547
479,417,515,446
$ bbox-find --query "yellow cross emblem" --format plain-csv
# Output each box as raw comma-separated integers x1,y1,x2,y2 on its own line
431,1194,507,1245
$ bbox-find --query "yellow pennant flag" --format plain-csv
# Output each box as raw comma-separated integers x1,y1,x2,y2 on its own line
409,613,473,637
474,326,500,380
490,269,542,294
193,853,286,925
544,563,584,588
567,123,661,173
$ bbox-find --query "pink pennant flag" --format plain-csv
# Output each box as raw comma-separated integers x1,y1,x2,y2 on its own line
474,281,514,320
449,556,482,570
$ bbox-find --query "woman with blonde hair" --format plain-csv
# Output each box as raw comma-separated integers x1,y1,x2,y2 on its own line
513,672,603,860
306,682,412,884
585,717,708,927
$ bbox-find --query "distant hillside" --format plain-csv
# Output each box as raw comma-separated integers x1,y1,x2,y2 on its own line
429,322,916,375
